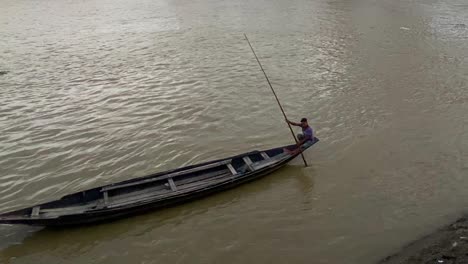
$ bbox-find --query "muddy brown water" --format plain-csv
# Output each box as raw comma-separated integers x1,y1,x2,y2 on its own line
0,0,467,263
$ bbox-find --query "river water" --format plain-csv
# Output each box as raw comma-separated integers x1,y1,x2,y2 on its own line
0,0,467,263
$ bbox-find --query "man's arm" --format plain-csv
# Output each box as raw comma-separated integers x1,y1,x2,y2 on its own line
286,119,301,126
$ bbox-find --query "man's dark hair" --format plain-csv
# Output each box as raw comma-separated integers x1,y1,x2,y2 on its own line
300,118,307,122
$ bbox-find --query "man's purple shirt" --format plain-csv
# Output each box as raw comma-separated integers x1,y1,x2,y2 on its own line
303,126,313,141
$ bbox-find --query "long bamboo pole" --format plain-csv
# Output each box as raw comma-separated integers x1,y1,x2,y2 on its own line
244,34,308,167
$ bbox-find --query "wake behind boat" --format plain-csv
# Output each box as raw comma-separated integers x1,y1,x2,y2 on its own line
0,138,318,227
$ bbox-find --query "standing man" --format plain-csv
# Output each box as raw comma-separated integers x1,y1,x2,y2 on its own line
284,118,314,154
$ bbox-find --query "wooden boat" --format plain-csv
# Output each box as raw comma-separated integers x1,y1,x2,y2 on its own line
0,138,318,227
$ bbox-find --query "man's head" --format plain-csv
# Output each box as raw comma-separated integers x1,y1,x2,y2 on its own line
300,118,308,128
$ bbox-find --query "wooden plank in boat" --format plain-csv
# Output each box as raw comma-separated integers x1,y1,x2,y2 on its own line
103,191,109,204
106,173,232,209
261,152,270,160
101,159,232,192
176,169,230,186
31,206,40,217
40,205,91,214
41,171,235,217
227,164,238,175
107,170,229,205
252,160,277,170
242,157,254,171
168,178,177,191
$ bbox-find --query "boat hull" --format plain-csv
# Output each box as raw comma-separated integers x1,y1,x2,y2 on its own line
0,139,318,227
